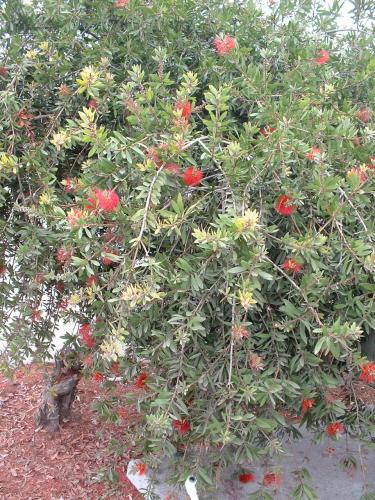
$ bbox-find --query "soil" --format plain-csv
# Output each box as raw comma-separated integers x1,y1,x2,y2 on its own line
0,364,142,500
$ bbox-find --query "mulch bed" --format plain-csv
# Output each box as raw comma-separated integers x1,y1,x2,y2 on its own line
0,364,142,500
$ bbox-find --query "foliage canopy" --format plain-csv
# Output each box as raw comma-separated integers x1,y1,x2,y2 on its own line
1,0,375,490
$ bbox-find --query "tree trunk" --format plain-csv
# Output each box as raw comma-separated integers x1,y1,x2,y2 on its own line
35,349,82,431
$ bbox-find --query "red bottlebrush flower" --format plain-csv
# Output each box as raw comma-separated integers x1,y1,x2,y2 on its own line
59,84,71,97
231,325,250,342
263,472,282,488
0,66,8,77
67,207,83,227
95,189,120,213
282,258,302,274
248,351,264,372
347,167,368,184
357,107,371,123
59,298,69,310
87,99,98,109
326,422,345,437
79,323,95,348
62,177,75,193
16,109,34,128
55,281,65,293
239,472,255,484
31,309,42,322
111,362,121,376
260,126,276,138
165,163,181,175
147,146,163,168
367,155,375,170
101,246,118,265
173,419,191,434
182,167,203,187
275,195,297,216
301,398,315,413
359,362,375,384
115,0,129,6
306,146,321,160
315,49,330,65
135,372,148,389
56,247,73,264
174,101,192,120
86,275,98,287
135,462,147,476
93,372,104,382
213,34,236,55
79,323,92,336
83,334,95,349
0,265,6,276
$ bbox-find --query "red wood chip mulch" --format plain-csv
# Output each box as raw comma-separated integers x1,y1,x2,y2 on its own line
0,364,142,500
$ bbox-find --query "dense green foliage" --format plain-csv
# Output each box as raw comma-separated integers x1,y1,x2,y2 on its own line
1,0,375,491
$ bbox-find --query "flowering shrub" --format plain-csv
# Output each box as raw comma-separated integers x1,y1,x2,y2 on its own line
0,0,375,492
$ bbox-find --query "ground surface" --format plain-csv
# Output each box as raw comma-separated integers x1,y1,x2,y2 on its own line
0,365,141,500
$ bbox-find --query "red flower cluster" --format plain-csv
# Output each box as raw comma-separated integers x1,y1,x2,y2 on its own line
0,66,8,77
92,372,104,382
275,195,297,216
55,280,65,293
315,49,329,65
147,146,163,168
115,0,129,7
0,265,7,276
16,109,34,128
326,422,345,437
306,146,321,160
101,246,118,265
67,207,83,227
59,298,69,310
173,419,191,434
357,107,371,123
231,325,250,342
146,146,181,175
135,462,147,476
347,167,367,184
165,162,181,175
282,258,302,274
135,372,148,389
367,155,375,170
87,99,98,109
182,167,203,186
62,177,76,193
56,247,73,265
94,189,120,212
260,126,276,138
213,35,236,55
111,362,121,376
263,472,282,488
59,84,71,97
86,275,98,287
359,362,375,384
31,309,42,322
301,398,315,413
174,101,192,120
79,323,95,349
239,472,254,484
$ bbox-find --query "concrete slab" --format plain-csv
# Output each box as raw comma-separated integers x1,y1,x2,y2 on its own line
127,429,375,499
